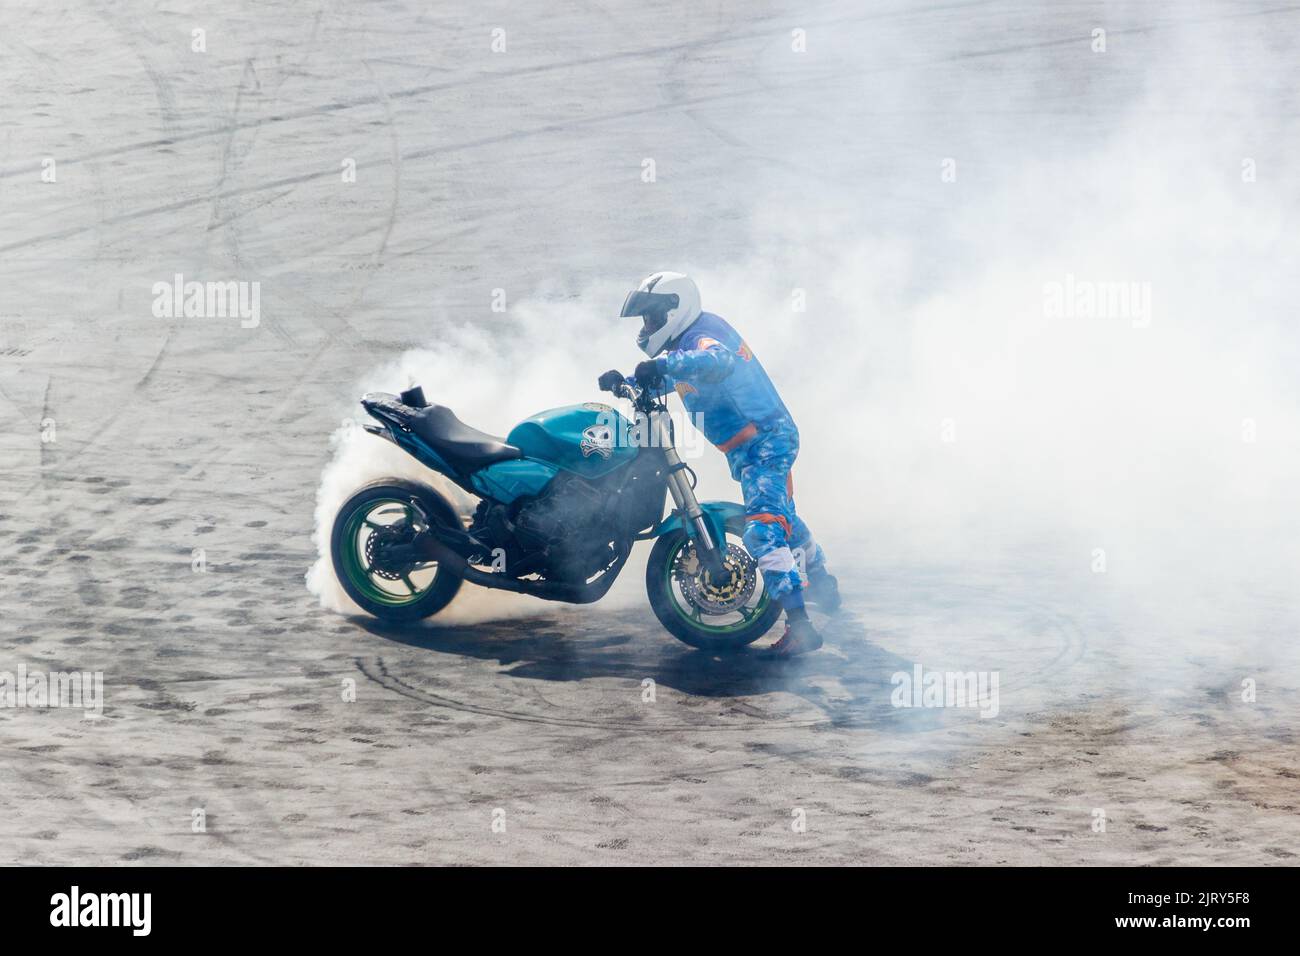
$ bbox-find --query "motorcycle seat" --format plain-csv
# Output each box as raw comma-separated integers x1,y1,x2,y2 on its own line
408,403,522,470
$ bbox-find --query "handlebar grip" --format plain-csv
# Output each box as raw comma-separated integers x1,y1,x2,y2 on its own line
597,370,626,395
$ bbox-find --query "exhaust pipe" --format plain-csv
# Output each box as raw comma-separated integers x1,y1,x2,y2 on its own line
413,532,626,605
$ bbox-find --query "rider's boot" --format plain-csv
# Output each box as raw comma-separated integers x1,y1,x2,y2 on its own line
760,605,823,659
803,566,842,613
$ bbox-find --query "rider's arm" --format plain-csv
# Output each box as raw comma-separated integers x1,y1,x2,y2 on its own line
662,338,736,384
626,371,672,396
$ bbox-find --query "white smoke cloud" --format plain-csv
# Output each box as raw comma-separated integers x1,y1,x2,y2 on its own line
304,297,660,622
309,6,1300,654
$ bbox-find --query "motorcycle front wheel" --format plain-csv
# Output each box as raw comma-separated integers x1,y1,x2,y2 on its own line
330,480,463,621
646,516,780,651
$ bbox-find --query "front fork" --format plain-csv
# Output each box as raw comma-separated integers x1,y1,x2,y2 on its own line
649,409,729,578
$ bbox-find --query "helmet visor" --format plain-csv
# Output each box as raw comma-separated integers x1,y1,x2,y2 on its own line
622,290,679,352
621,290,678,322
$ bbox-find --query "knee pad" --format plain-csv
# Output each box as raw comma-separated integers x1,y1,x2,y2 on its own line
795,538,824,572
755,545,796,574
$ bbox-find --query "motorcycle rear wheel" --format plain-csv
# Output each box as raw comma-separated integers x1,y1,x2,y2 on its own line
331,480,463,621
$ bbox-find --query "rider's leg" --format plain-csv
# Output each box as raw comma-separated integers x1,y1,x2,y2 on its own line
784,471,824,572
735,450,822,657
784,472,841,612
737,456,803,610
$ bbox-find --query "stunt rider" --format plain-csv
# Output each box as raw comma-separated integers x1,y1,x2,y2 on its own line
598,271,840,658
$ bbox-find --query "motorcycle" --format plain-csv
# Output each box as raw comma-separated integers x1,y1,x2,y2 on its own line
329,377,780,650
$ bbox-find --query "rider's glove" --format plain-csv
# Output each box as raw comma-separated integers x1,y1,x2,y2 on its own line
634,359,666,387
597,369,625,392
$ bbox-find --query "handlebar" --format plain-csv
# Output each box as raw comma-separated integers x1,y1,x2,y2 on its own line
601,376,667,414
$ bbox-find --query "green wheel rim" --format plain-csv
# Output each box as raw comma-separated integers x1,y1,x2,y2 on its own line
339,498,438,607
664,532,770,635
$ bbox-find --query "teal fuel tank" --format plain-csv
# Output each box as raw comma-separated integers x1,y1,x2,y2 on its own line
505,403,639,479
470,457,558,503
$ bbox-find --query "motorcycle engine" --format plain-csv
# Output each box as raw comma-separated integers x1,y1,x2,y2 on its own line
475,474,617,582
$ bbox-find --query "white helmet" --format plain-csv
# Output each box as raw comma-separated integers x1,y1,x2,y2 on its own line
621,271,702,357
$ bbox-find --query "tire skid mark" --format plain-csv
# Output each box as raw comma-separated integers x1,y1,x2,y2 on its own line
19,2,1300,257
5,0,1296,196
0,0,1002,181
356,656,826,732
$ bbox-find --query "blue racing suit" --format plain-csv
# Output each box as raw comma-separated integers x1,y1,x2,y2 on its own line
638,312,826,609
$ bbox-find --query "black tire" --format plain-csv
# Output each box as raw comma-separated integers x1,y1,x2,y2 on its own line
330,480,463,621
646,516,781,651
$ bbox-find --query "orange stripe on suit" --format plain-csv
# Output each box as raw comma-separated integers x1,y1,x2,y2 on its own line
747,511,792,537
715,422,757,453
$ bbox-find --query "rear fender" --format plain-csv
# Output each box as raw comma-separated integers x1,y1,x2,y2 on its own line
361,393,460,479
363,423,464,489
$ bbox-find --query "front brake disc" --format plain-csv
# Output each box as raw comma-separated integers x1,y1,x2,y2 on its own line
675,542,757,615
